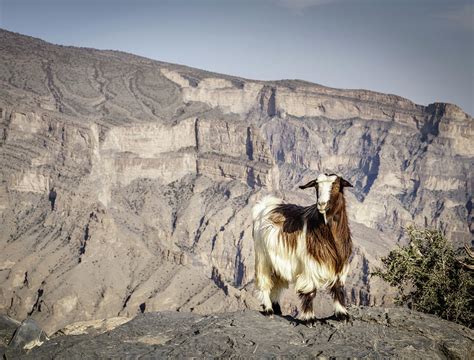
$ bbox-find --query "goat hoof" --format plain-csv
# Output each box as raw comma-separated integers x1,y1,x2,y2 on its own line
260,308,274,317
317,318,328,325
302,318,320,328
335,313,352,324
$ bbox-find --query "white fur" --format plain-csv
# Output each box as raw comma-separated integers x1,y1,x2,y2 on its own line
334,300,348,315
316,174,337,210
300,309,316,320
253,195,349,317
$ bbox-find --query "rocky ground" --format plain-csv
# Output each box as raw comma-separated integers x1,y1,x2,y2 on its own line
0,28,473,335
2,307,473,359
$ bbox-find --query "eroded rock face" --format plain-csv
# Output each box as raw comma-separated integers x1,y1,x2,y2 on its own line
0,29,472,334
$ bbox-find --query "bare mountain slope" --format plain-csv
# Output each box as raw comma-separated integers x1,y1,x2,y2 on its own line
0,29,472,334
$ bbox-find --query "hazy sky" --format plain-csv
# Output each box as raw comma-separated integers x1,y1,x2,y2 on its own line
1,0,473,114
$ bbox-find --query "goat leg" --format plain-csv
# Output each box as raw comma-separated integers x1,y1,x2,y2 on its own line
297,289,318,327
330,280,351,323
272,302,282,316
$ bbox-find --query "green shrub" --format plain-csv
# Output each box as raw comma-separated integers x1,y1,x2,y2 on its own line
373,225,474,328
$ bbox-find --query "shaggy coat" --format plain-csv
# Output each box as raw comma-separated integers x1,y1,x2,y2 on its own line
252,175,352,320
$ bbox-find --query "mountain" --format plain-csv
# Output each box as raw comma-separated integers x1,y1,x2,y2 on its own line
0,29,472,335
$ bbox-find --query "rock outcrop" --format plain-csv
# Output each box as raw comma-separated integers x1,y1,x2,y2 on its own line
0,29,472,335
3,308,473,359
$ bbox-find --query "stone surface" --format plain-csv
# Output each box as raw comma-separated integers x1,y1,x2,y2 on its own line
0,29,472,335
56,316,132,336
0,314,20,357
8,308,473,359
8,317,48,351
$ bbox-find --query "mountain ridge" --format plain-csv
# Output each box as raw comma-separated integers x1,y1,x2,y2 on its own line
2,28,469,116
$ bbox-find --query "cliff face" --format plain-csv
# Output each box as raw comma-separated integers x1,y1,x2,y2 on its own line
0,29,472,335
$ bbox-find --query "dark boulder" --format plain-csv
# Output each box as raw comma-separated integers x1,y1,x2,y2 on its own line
9,318,48,351
0,314,20,358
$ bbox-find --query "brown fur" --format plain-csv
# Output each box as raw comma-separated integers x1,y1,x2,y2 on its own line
298,289,317,314
330,279,345,307
268,204,304,251
269,177,352,275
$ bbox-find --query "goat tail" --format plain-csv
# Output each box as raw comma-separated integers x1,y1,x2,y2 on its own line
252,195,282,221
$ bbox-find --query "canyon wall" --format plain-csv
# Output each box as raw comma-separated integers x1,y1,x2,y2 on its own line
0,29,472,334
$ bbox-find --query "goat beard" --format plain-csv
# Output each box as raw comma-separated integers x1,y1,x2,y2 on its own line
321,211,327,225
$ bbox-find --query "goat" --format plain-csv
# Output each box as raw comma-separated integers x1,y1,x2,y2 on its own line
252,173,353,324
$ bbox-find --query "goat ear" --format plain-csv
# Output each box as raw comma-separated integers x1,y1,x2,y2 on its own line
299,179,317,190
340,178,353,188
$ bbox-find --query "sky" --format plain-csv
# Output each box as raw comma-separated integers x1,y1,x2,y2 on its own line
0,0,473,115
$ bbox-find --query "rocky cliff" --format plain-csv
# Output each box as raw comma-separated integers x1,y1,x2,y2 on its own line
0,29,472,335
2,308,473,359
